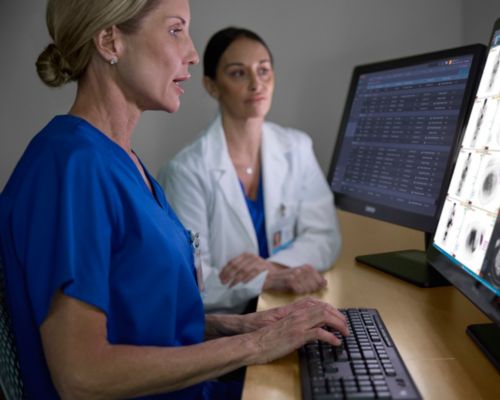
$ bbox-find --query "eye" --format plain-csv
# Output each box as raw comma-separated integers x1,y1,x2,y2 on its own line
229,69,245,78
168,26,183,37
258,67,271,76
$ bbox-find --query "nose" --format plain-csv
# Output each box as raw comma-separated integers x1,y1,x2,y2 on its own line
248,71,262,91
186,36,200,66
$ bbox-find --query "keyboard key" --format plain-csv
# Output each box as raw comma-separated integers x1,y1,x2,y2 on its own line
362,350,375,359
312,386,327,395
325,364,339,373
314,394,344,400
345,392,376,399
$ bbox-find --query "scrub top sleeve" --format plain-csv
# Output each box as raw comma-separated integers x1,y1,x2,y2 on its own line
12,150,114,327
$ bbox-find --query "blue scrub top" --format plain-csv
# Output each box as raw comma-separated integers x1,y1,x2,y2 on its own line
242,176,269,259
0,115,206,399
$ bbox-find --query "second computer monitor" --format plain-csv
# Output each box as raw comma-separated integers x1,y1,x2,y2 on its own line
428,18,500,369
328,44,485,286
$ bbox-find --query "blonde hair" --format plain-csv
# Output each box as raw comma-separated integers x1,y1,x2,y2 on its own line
36,0,161,87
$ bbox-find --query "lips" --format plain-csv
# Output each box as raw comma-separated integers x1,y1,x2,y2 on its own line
246,95,267,103
173,74,191,94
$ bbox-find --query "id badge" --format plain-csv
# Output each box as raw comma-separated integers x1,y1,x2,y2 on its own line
271,204,296,255
190,231,205,293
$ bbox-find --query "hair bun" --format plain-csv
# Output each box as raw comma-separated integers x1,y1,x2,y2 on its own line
36,43,73,87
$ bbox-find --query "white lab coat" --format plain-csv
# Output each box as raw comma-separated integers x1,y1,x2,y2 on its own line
157,116,341,314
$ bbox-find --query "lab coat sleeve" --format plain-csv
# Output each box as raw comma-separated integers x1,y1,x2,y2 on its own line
157,160,267,314
268,135,341,271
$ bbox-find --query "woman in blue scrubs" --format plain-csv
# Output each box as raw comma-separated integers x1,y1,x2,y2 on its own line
0,1,348,399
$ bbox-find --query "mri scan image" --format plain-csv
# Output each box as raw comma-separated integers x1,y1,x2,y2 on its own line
442,202,457,243
465,226,485,254
463,98,488,147
470,154,500,212
490,238,500,288
496,120,500,147
481,220,500,291
455,209,496,275
463,98,500,149
487,52,500,92
478,47,500,97
484,99,500,149
434,198,467,254
448,151,481,200
456,153,472,196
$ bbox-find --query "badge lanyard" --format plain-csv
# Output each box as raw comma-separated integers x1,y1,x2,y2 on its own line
190,231,205,293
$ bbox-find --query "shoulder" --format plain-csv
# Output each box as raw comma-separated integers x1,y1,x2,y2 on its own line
37,115,114,165
158,129,214,189
162,134,207,182
4,116,117,198
169,134,206,167
163,118,223,176
2,117,122,226
264,121,313,151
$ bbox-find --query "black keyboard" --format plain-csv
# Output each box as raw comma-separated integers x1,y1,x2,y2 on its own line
299,308,421,400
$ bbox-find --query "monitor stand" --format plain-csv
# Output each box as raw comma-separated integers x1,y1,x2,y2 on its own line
466,323,500,371
355,232,450,288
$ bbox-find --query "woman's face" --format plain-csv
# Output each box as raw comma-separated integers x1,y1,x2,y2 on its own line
117,0,199,113
209,37,274,120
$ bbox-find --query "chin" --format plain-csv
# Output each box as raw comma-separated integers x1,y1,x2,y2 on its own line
141,96,180,113
246,108,269,119
252,103,271,118
161,99,181,114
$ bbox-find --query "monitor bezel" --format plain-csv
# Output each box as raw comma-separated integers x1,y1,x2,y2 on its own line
327,44,486,234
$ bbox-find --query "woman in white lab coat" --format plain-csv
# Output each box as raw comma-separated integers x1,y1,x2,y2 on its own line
158,27,341,314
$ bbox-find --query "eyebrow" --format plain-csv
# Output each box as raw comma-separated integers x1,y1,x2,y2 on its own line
223,60,272,69
166,16,187,25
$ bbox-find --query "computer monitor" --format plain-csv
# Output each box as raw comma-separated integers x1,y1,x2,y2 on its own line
327,44,486,287
427,19,500,370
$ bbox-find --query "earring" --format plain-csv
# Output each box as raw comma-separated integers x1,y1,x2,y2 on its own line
110,57,118,65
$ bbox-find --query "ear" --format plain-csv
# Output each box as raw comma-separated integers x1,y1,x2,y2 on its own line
203,76,220,99
93,26,123,64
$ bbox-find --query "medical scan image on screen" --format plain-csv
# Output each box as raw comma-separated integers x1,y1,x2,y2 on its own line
434,30,500,296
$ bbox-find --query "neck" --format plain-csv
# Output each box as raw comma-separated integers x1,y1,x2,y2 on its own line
69,66,141,154
221,113,263,165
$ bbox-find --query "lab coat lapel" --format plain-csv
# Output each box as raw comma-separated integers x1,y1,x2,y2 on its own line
262,124,289,248
205,116,258,248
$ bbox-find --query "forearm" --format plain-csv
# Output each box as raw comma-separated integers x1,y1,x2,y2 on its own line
51,333,258,400
205,313,246,339
41,293,259,400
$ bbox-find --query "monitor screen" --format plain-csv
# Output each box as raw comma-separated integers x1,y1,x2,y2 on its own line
428,21,500,370
328,45,485,234
327,45,485,287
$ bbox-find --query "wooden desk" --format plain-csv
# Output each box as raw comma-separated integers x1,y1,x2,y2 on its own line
242,211,500,400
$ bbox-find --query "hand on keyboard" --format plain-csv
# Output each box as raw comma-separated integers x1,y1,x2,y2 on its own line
248,297,350,365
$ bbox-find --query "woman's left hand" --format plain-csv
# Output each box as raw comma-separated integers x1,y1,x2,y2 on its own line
240,296,322,333
219,253,274,287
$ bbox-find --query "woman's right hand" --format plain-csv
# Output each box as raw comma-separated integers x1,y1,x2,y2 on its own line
248,297,349,365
